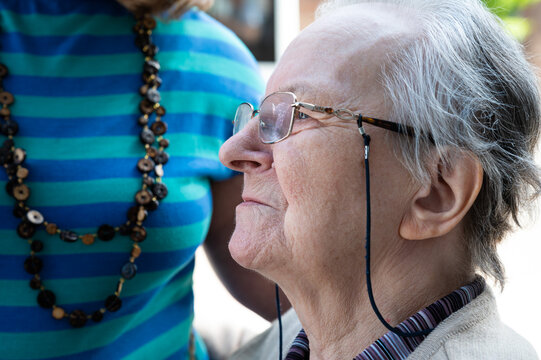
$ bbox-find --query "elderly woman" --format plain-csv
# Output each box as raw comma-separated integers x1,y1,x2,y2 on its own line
220,0,540,359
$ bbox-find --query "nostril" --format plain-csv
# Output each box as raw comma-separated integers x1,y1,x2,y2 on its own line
230,160,262,171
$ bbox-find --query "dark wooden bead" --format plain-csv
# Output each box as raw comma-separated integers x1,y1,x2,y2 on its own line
17,220,36,239
37,290,56,308
46,223,58,235
5,179,17,196
143,60,160,74
60,230,78,243
127,206,139,222
31,240,44,253
152,182,168,200
138,115,149,126
146,88,161,103
137,158,155,173
0,91,14,105
135,34,150,49
135,190,152,205
0,149,13,165
147,147,158,159
143,44,159,57
145,199,159,211
0,63,8,78
150,121,167,136
105,295,122,312
91,310,104,322
143,176,155,187
156,106,166,116
148,75,162,88
0,107,10,117
26,210,44,225
13,205,26,218
140,128,155,145
13,184,30,201
13,148,26,165
143,17,157,30
130,225,147,242
159,138,169,148
5,164,17,177
29,277,42,290
24,256,43,274
1,138,14,149
69,310,88,328
154,151,169,165
121,262,138,280
16,166,29,179
97,224,115,241
139,99,154,115
139,84,149,96
1,120,18,136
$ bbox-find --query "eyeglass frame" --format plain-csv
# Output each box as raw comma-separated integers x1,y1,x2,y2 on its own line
234,91,418,144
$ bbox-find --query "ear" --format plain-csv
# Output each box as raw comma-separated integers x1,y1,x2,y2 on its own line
399,150,483,240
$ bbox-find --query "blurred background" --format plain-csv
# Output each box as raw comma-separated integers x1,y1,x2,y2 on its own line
195,0,541,358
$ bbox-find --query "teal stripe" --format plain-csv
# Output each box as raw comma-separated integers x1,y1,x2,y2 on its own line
0,267,191,306
2,51,262,87
14,132,225,160
0,274,193,358
0,219,211,256
0,177,209,206
123,315,193,360
0,10,241,46
12,91,247,118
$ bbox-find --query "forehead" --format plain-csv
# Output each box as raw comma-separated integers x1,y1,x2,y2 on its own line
267,4,416,108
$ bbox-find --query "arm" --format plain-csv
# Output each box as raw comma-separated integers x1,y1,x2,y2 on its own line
204,175,291,321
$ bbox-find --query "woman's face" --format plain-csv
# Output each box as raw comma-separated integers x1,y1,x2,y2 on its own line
219,21,415,284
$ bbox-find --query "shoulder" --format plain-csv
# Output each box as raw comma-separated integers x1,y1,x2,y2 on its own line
410,288,539,360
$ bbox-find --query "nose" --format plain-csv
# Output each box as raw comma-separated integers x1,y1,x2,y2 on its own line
219,116,273,173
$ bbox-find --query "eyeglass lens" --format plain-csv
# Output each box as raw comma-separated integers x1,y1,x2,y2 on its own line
233,103,254,135
259,92,295,142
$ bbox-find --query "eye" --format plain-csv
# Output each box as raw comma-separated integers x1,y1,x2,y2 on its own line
297,112,310,120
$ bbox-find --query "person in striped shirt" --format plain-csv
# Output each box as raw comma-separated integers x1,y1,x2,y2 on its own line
221,0,540,359
0,0,279,359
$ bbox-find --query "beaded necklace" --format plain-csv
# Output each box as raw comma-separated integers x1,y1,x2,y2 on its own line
0,13,194,350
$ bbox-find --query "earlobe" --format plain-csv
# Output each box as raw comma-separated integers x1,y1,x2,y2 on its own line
399,150,483,240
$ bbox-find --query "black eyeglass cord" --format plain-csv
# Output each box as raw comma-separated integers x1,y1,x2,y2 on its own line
360,121,432,338
275,283,283,360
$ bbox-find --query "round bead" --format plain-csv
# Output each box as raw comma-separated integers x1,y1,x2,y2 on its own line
130,225,147,243
146,88,161,103
152,182,168,200
97,224,115,241
144,59,160,74
137,158,155,173
91,310,104,322
143,43,159,57
31,240,44,253
121,262,138,280
81,234,95,246
131,244,142,259
46,223,58,235
143,176,155,186
69,310,88,328
145,199,159,211
147,147,158,159
37,290,56,308
0,63,8,77
148,75,162,88
135,190,152,205
1,120,19,136
140,128,155,145
13,205,26,218
60,230,78,243
29,277,42,290
5,163,17,176
0,91,14,105
151,121,167,136
26,210,44,225
0,107,10,117
13,184,30,201
156,106,166,116
159,138,169,148
143,17,157,30
52,307,65,320
24,256,43,275
139,84,149,96
139,99,154,115
105,295,122,312
135,34,150,49
16,167,29,179
5,179,17,196
1,138,13,150
13,148,26,165
17,220,36,239
154,151,169,165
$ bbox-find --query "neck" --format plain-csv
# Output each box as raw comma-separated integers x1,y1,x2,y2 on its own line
276,235,473,360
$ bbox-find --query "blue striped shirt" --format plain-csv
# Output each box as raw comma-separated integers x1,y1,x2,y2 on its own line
0,0,263,358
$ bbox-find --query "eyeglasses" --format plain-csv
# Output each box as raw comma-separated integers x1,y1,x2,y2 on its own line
233,91,416,144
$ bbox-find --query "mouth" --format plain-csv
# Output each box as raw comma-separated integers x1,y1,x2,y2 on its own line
240,196,269,207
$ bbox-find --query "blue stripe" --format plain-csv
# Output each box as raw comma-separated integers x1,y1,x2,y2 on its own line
0,193,211,229
0,0,130,16
0,245,198,280
3,70,260,99
7,113,233,138
0,259,194,332
0,33,258,68
0,157,229,182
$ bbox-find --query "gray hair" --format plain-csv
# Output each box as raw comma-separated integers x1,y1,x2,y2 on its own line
318,0,541,288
